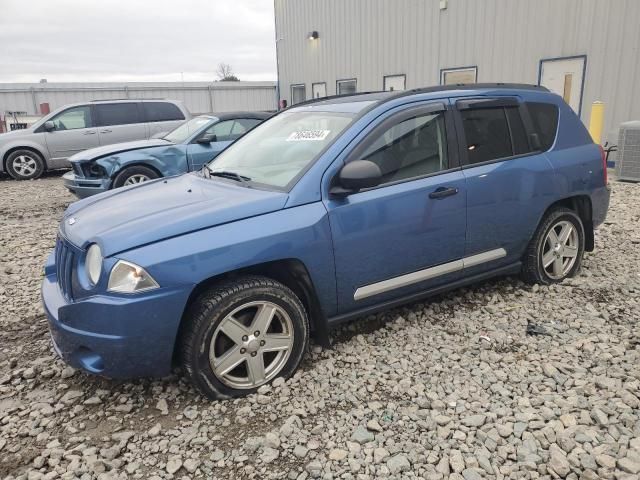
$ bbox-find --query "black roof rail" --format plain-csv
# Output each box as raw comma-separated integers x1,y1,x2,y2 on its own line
89,98,167,102
287,83,548,109
286,91,387,109
406,82,549,94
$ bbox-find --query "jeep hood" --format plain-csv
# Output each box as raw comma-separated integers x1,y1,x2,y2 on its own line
61,173,288,256
69,139,173,162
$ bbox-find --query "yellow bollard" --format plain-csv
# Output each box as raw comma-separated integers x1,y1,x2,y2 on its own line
588,101,605,145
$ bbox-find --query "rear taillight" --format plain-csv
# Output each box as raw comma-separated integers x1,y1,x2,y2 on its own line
598,144,608,185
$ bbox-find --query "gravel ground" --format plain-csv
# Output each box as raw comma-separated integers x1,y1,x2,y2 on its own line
0,172,639,480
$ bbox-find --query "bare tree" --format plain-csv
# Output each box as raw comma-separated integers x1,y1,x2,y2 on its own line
215,63,240,81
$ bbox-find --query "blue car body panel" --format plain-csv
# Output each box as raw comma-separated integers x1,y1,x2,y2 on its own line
43,85,611,378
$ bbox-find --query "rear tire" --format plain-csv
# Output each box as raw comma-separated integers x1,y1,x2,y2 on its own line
180,276,309,400
521,207,585,285
112,165,159,189
6,149,45,180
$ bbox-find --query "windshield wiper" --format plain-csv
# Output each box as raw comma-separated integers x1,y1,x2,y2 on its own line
208,170,251,186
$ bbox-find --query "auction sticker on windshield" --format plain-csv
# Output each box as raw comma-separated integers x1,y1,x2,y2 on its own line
286,130,331,142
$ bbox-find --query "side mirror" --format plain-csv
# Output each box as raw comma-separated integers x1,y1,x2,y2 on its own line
44,121,55,132
331,160,382,195
197,134,216,144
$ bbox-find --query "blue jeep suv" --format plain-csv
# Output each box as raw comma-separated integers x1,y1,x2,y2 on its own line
42,84,610,399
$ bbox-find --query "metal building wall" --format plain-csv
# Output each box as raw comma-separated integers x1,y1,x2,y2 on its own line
274,0,640,141
0,81,277,117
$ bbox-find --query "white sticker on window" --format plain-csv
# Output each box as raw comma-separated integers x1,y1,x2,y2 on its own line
286,130,331,142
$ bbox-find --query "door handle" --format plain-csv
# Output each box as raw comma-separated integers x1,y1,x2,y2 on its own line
83,131,97,135
99,129,112,133
429,187,459,199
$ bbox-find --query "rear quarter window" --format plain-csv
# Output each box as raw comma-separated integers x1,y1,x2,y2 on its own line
526,102,559,151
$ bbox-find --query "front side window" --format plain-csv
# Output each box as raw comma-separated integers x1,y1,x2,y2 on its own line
461,106,532,164
337,79,357,95
95,103,140,127
232,118,262,135
164,116,212,143
143,102,185,122
358,111,448,185
51,106,92,130
204,120,235,142
207,111,354,189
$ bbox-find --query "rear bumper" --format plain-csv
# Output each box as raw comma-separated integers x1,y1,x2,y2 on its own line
41,251,192,378
63,170,110,199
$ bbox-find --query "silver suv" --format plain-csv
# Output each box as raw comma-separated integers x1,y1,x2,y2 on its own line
0,99,190,180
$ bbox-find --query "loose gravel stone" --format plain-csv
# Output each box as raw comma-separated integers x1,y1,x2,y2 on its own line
386,454,410,474
350,425,374,444
1,175,639,480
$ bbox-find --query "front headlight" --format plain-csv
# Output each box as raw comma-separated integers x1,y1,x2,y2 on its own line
86,244,102,285
107,260,159,293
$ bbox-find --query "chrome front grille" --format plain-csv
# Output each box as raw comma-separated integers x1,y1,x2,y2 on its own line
55,236,76,300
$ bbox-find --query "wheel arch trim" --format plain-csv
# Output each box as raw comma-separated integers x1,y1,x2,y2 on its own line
3,145,48,172
172,258,328,366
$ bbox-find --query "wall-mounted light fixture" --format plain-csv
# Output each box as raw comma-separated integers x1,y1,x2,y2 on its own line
308,31,319,40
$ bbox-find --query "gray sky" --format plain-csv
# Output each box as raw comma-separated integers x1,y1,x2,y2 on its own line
0,0,277,83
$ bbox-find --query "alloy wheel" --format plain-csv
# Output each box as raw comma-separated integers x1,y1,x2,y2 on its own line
209,301,294,389
123,174,150,185
13,155,38,177
541,220,579,280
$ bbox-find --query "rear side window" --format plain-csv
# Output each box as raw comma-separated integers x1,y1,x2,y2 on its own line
143,102,185,122
95,103,141,127
527,102,559,151
461,106,532,164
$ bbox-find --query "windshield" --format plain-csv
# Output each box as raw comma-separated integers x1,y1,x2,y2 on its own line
206,111,354,189
164,116,212,143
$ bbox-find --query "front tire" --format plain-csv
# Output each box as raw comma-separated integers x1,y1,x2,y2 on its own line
112,165,159,189
180,276,309,400
522,207,585,285
6,149,45,180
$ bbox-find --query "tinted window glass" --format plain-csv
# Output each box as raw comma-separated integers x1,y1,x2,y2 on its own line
233,118,262,134
527,102,559,151
51,106,92,130
359,111,448,184
143,102,184,122
205,120,235,141
505,107,530,155
461,108,512,164
95,103,140,127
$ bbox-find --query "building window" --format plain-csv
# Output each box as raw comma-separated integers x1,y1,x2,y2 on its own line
312,82,327,99
383,74,406,92
337,78,357,95
440,66,478,85
291,84,306,105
